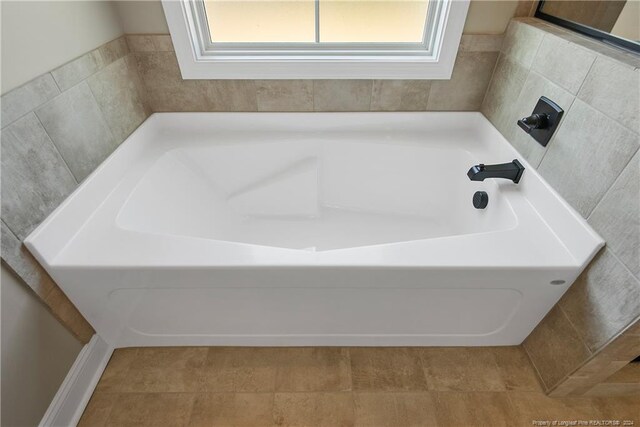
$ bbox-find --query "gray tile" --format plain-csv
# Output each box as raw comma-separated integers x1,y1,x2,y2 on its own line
481,53,529,137
201,80,257,111
313,80,372,111
523,305,592,390
99,37,129,65
370,80,430,111
51,50,104,92
531,34,596,95
578,57,640,133
0,113,77,240
88,57,150,143
126,35,156,52
537,99,639,217
36,82,117,181
559,249,640,352
588,153,640,278
508,71,575,167
459,34,504,52
1,221,57,298
427,51,498,111
501,19,544,68
152,35,174,52
1,74,60,128
256,80,313,111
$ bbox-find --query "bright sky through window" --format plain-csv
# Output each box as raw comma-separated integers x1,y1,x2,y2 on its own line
203,0,430,43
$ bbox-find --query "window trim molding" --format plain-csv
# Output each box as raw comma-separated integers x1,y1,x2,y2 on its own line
162,0,470,79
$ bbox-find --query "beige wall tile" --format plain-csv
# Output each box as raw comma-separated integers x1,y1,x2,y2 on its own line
105,393,195,427
51,50,104,92
459,34,504,52
99,37,130,65
427,51,498,111
1,113,77,239
201,80,257,111
275,348,351,392
559,249,640,352
354,392,438,426
273,392,355,427
578,57,640,134
588,153,640,278
313,80,372,111
501,20,544,68
88,57,150,142
126,35,156,52
370,80,430,111
508,71,575,167
152,35,174,52
203,347,278,392
433,392,516,427
189,393,274,426
350,348,427,391
1,74,60,128
134,52,208,112
531,34,596,95
537,100,639,217
481,53,529,137
420,347,506,391
256,80,314,112
523,305,592,390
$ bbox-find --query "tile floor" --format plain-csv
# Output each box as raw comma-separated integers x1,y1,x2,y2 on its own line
79,347,640,426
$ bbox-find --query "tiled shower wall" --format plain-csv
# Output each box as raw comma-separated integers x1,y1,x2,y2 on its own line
1,36,150,342
481,18,640,394
128,34,503,112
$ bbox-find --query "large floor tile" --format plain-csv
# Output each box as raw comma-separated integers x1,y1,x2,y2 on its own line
420,347,506,392
275,347,351,392
273,392,355,427
202,347,279,392
188,393,274,427
77,392,118,427
354,392,437,426
350,348,427,391
104,393,195,427
433,391,517,427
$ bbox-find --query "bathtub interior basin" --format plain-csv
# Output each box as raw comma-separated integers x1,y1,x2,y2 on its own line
24,112,604,347
117,140,517,251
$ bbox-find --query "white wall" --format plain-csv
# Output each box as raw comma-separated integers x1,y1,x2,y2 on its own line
1,264,83,427
464,0,520,34
115,0,169,34
113,0,518,36
1,1,123,94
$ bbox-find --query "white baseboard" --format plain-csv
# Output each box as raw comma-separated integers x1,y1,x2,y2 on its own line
39,335,113,427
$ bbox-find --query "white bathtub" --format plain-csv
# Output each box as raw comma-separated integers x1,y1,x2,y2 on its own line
25,113,603,348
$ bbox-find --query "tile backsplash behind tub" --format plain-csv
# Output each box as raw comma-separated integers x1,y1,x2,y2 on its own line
1,36,150,342
482,18,640,394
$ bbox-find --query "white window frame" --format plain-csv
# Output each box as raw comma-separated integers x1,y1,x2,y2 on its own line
162,0,470,79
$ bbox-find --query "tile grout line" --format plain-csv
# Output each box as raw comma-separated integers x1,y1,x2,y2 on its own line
33,112,80,185
585,145,640,221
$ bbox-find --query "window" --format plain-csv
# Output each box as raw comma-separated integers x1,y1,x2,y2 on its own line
162,0,469,79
